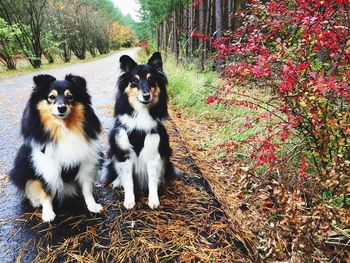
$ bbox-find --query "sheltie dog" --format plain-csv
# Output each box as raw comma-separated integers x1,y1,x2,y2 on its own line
103,52,174,209
9,74,103,222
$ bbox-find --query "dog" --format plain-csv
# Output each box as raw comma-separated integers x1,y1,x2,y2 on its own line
103,52,174,209
9,74,103,222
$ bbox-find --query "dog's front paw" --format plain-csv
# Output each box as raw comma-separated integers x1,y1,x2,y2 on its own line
111,177,122,188
148,197,160,209
123,198,135,209
42,208,56,222
87,202,103,213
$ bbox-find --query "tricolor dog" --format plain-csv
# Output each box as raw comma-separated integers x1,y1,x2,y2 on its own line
9,74,103,222
104,52,175,209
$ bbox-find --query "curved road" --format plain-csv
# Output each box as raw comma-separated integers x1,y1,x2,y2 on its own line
0,48,246,262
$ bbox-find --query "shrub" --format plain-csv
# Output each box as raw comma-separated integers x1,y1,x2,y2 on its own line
210,0,350,187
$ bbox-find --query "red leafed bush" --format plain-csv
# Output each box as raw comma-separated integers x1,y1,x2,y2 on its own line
210,0,350,184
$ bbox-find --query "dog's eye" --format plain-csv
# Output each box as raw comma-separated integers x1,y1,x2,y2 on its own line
132,78,139,83
48,95,56,100
66,94,74,102
147,76,152,81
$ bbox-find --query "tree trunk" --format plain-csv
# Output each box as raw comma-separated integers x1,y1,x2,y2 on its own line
215,0,222,70
163,21,167,52
228,0,233,31
233,0,243,31
157,25,160,51
173,10,179,62
199,0,205,71
188,4,193,59
206,0,212,53
43,51,54,63
215,0,222,39
61,42,71,63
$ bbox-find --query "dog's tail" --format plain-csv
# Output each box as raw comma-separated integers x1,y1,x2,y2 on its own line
165,161,183,180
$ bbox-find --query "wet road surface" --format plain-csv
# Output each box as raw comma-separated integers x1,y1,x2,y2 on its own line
0,49,247,262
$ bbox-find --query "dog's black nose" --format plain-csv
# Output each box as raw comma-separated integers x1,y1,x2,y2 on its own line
58,105,67,113
143,93,150,101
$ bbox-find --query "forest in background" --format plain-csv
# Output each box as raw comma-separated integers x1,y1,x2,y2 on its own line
0,0,136,70
137,0,244,69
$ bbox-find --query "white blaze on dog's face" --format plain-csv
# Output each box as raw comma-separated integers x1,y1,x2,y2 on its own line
46,89,74,118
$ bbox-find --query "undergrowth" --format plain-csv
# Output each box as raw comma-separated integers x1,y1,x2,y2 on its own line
138,49,350,261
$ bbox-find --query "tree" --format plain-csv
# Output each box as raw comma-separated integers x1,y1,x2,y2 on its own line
0,0,48,68
0,18,22,69
215,0,222,39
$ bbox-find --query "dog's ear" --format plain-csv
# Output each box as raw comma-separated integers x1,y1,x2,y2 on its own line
65,74,87,90
33,74,56,88
120,55,137,73
147,52,163,71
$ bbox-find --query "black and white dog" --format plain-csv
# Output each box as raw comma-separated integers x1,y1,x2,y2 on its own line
104,52,174,209
9,74,103,222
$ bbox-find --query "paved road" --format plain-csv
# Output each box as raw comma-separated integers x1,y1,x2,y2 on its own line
0,48,247,262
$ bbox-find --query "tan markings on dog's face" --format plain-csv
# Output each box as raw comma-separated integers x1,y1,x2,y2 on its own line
63,102,85,131
125,85,141,108
37,100,85,141
64,90,74,101
146,73,152,81
150,85,160,104
47,90,58,104
25,179,52,204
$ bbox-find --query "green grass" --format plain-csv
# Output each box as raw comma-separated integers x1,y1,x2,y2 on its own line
0,50,120,79
160,55,268,147
138,51,310,177
322,190,350,208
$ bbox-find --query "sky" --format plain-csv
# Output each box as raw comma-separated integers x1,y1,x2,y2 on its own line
112,0,140,21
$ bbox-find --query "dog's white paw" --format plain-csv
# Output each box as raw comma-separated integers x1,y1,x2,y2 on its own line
148,197,160,209
42,208,56,222
30,199,41,208
111,177,122,188
87,203,103,213
123,198,135,209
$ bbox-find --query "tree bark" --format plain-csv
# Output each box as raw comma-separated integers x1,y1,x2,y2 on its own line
215,0,222,39
173,10,179,62
188,4,193,59
228,0,233,31
157,25,160,51
199,0,205,71
233,0,243,31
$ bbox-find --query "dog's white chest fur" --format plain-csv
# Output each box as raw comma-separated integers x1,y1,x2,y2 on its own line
30,127,100,198
119,110,158,132
45,129,99,166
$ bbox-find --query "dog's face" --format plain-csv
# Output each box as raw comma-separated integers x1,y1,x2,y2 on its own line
32,74,88,120
119,52,164,108
45,83,74,118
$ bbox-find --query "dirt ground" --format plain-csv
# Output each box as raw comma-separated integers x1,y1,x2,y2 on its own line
0,49,250,262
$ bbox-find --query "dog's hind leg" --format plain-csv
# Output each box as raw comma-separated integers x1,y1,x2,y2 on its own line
77,162,103,213
25,179,55,222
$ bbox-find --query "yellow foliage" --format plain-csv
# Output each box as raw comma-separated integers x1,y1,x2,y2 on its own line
58,2,65,9
110,21,135,48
